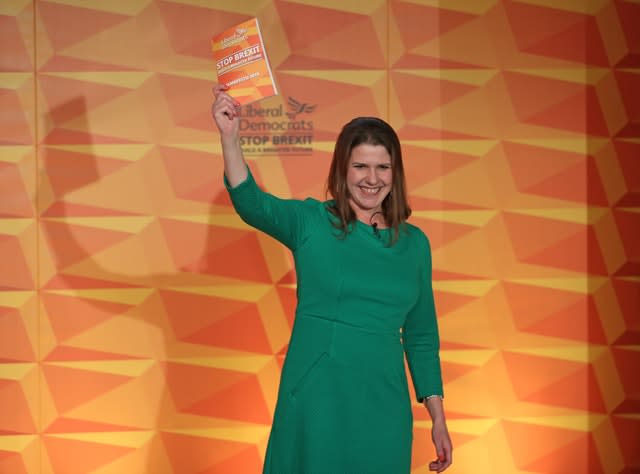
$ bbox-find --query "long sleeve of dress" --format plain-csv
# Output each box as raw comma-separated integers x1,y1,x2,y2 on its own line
403,233,444,402
224,168,312,251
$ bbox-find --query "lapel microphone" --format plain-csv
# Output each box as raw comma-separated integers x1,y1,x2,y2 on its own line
372,222,380,238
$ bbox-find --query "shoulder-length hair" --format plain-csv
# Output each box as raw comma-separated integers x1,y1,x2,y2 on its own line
326,116,411,245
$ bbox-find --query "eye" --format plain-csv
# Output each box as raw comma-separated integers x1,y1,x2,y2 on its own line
353,163,366,168
379,164,391,170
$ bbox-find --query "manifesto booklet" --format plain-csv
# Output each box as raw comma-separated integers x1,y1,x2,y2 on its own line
211,17,278,105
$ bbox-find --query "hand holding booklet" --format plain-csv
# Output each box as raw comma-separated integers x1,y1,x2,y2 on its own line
211,18,278,105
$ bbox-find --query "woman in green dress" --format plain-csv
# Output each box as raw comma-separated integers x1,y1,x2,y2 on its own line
212,84,453,473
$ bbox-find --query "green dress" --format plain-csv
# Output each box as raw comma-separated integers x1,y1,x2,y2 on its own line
226,170,443,474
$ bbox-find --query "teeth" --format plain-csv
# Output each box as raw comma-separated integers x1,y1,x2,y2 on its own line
361,187,379,194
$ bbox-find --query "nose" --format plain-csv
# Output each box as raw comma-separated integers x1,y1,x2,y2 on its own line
365,167,378,184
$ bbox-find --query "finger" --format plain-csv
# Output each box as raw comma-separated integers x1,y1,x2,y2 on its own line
438,450,452,472
212,83,229,97
214,93,241,112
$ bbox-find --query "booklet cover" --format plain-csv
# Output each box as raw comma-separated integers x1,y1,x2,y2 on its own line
211,18,278,105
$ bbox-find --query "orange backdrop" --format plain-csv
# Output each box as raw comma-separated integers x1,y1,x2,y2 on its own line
1,1,638,473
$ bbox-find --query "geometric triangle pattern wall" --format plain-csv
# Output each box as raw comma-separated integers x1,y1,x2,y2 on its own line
1,0,638,472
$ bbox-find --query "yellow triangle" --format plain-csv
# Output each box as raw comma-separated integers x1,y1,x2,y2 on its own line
504,138,609,154
507,67,609,85
167,142,221,154
284,0,384,14
415,418,497,436
404,139,498,157
510,0,609,15
43,216,154,233
506,277,607,294
0,363,36,381
44,288,154,305
164,425,269,443
412,210,498,227
507,345,606,363
0,218,34,236
45,359,156,377
0,145,33,164
440,349,497,366
509,208,607,225
616,413,640,421
397,69,498,86
164,0,270,15
46,144,153,162
0,291,35,309
166,70,216,81
280,70,386,87
42,72,154,89
169,284,272,302
166,214,247,230
43,0,152,16
0,72,32,90
46,431,155,448
399,0,497,15
433,279,499,297
619,208,640,215
313,141,339,153
505,414,606,431
169,355,271,374
0,435,37,452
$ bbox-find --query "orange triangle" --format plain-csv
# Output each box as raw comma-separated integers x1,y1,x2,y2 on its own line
164,363,246,411
184,304,272,354
200,445,263,474
38,2,127,52
0,162,33,217
528,88,609,136
0,236,33,291
187,374,271,424
44,436,131,474
528,297,607,344
501,420,585,469
503,351,584,400
524,17,608,66
160,289,250,340
526,158,609,206
43,365,131,413
0,454,26,473
0,307,35,362
526,227,608,275
525,432,602,473
526,364,606,412
43,148,129,198
42,293,128,342
161,433,251,473
202,233,273,282
41,221,133,269
0,380,37,434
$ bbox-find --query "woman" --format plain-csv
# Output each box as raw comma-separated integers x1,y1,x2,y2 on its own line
212,84,453,473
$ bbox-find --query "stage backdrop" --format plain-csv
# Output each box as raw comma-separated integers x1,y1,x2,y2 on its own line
1,0,638,472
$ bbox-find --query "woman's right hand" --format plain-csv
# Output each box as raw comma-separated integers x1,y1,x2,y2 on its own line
212,84,241,141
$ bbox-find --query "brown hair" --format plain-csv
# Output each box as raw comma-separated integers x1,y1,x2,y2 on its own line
326,117,411,245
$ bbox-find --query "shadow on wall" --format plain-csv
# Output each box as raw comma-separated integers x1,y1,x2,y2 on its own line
37,96,246,473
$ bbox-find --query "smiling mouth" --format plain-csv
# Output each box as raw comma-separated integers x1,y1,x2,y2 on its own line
359,186,382,195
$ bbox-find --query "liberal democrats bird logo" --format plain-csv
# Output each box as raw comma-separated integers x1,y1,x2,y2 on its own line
286,97,317,119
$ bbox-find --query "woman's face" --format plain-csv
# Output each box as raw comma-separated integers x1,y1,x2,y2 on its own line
346,143,393,219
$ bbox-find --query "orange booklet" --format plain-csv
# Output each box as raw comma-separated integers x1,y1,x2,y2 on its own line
211,18,278,105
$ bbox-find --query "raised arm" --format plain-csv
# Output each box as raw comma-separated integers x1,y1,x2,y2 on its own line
210,84,313,251
211,84,248,187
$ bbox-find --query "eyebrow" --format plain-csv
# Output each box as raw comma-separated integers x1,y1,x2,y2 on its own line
351,161,392,165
